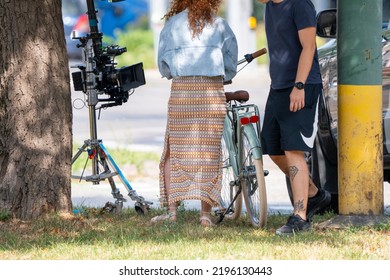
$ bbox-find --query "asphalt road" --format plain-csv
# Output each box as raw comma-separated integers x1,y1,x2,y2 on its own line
69,61,389,215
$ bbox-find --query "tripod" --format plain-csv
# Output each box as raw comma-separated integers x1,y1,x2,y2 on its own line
71,0,152,214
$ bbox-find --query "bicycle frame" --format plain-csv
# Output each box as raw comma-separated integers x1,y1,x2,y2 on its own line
222,48,267,174
223,103,263,178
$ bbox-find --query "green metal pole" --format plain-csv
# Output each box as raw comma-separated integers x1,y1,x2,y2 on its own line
337,0,383,215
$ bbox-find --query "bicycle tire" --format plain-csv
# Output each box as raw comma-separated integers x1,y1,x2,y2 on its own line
220,135,242,220
241,132,267,228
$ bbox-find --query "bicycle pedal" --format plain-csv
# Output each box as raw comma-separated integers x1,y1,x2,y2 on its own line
212,210,221,216
213,208,234,216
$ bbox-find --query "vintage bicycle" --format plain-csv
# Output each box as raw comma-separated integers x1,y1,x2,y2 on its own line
216,48,269,227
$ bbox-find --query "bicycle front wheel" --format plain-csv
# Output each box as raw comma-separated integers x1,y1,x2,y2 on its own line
220,135,242,220
241,132,267,227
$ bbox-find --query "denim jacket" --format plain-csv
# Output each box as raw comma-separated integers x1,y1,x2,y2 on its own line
158,10,238,82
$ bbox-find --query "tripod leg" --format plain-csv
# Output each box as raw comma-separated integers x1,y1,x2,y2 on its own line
94,145,127,213
71,141,89,165
71,141,93,181
99,143,153,214
99,143,134,191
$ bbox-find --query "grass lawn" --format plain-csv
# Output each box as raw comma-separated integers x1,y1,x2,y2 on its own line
0,208,389,260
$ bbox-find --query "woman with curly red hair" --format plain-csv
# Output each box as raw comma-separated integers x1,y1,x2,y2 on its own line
152,0,238,226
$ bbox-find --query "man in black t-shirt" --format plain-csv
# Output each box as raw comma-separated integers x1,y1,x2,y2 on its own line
258,0,331,235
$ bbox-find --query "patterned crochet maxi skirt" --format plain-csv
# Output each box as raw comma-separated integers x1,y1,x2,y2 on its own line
159,76,226,208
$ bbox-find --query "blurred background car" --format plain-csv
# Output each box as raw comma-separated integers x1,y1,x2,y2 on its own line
95,0,148,38
62,0,87,59
62,0,149,60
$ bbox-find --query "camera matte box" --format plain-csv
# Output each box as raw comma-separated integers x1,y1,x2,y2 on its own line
118,62,146,92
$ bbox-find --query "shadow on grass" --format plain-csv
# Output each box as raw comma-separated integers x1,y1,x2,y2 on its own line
0,208,331,248
0,208,389,259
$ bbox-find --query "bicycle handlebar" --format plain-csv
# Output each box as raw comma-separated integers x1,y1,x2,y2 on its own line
238,48,267,65
224,48,267,85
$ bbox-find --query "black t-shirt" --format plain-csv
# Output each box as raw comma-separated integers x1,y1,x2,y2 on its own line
265,0,322,89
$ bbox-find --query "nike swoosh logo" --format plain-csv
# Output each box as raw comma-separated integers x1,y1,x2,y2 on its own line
300,97,319,148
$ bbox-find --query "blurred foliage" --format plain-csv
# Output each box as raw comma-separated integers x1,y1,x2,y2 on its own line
102,15,156,69
114,28,155,69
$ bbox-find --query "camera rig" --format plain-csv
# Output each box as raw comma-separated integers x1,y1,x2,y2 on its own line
71,0,151,214
72,0,145,109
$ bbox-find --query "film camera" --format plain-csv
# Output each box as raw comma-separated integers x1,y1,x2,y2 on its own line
71,0,145,109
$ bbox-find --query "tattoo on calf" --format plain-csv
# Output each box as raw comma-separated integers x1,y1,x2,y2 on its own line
294,199,305,212
288,166,299,182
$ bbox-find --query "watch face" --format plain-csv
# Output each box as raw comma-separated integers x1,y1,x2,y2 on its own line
295,82,304,89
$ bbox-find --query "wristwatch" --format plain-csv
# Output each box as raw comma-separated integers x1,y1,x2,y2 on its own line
294,82,305,90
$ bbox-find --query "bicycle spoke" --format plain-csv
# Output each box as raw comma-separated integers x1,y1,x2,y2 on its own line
241,130,267,228
220,134,242,220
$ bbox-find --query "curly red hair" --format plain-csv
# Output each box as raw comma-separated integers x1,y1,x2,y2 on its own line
164,0,223,37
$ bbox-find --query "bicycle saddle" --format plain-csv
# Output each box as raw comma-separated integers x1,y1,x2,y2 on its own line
225,90,249,103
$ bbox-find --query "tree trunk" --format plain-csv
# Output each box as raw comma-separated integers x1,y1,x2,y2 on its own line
0,0,72,219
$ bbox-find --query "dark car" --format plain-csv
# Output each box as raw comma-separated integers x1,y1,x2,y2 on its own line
305,0,390,211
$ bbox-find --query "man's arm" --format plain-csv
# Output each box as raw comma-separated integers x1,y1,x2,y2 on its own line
289,26,317,112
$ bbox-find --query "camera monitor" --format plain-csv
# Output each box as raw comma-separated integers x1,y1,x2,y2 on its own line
118,62,146,92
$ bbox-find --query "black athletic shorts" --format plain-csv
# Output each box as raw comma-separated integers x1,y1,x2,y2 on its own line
260,84,322,155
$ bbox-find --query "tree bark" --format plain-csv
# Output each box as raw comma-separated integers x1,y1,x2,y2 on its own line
0,0,72,219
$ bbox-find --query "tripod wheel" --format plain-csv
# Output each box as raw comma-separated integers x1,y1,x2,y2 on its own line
135,204,149,215
101,202,117,213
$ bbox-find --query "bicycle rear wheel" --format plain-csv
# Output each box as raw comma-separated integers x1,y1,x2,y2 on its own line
220,135,242,220
241,132,267,227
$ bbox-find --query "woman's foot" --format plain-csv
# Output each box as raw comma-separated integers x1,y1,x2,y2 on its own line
199,211,216,227
151,210,177,223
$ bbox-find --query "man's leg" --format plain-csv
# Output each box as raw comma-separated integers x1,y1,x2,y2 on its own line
284,150,309,220
270,154,318,200
272,151,312,235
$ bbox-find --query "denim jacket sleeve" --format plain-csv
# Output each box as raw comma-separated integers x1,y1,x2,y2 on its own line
157,12,238,82
220,22,238,82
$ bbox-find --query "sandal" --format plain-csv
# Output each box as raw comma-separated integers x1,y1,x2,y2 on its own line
200,211,216,227
151,211,177,223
